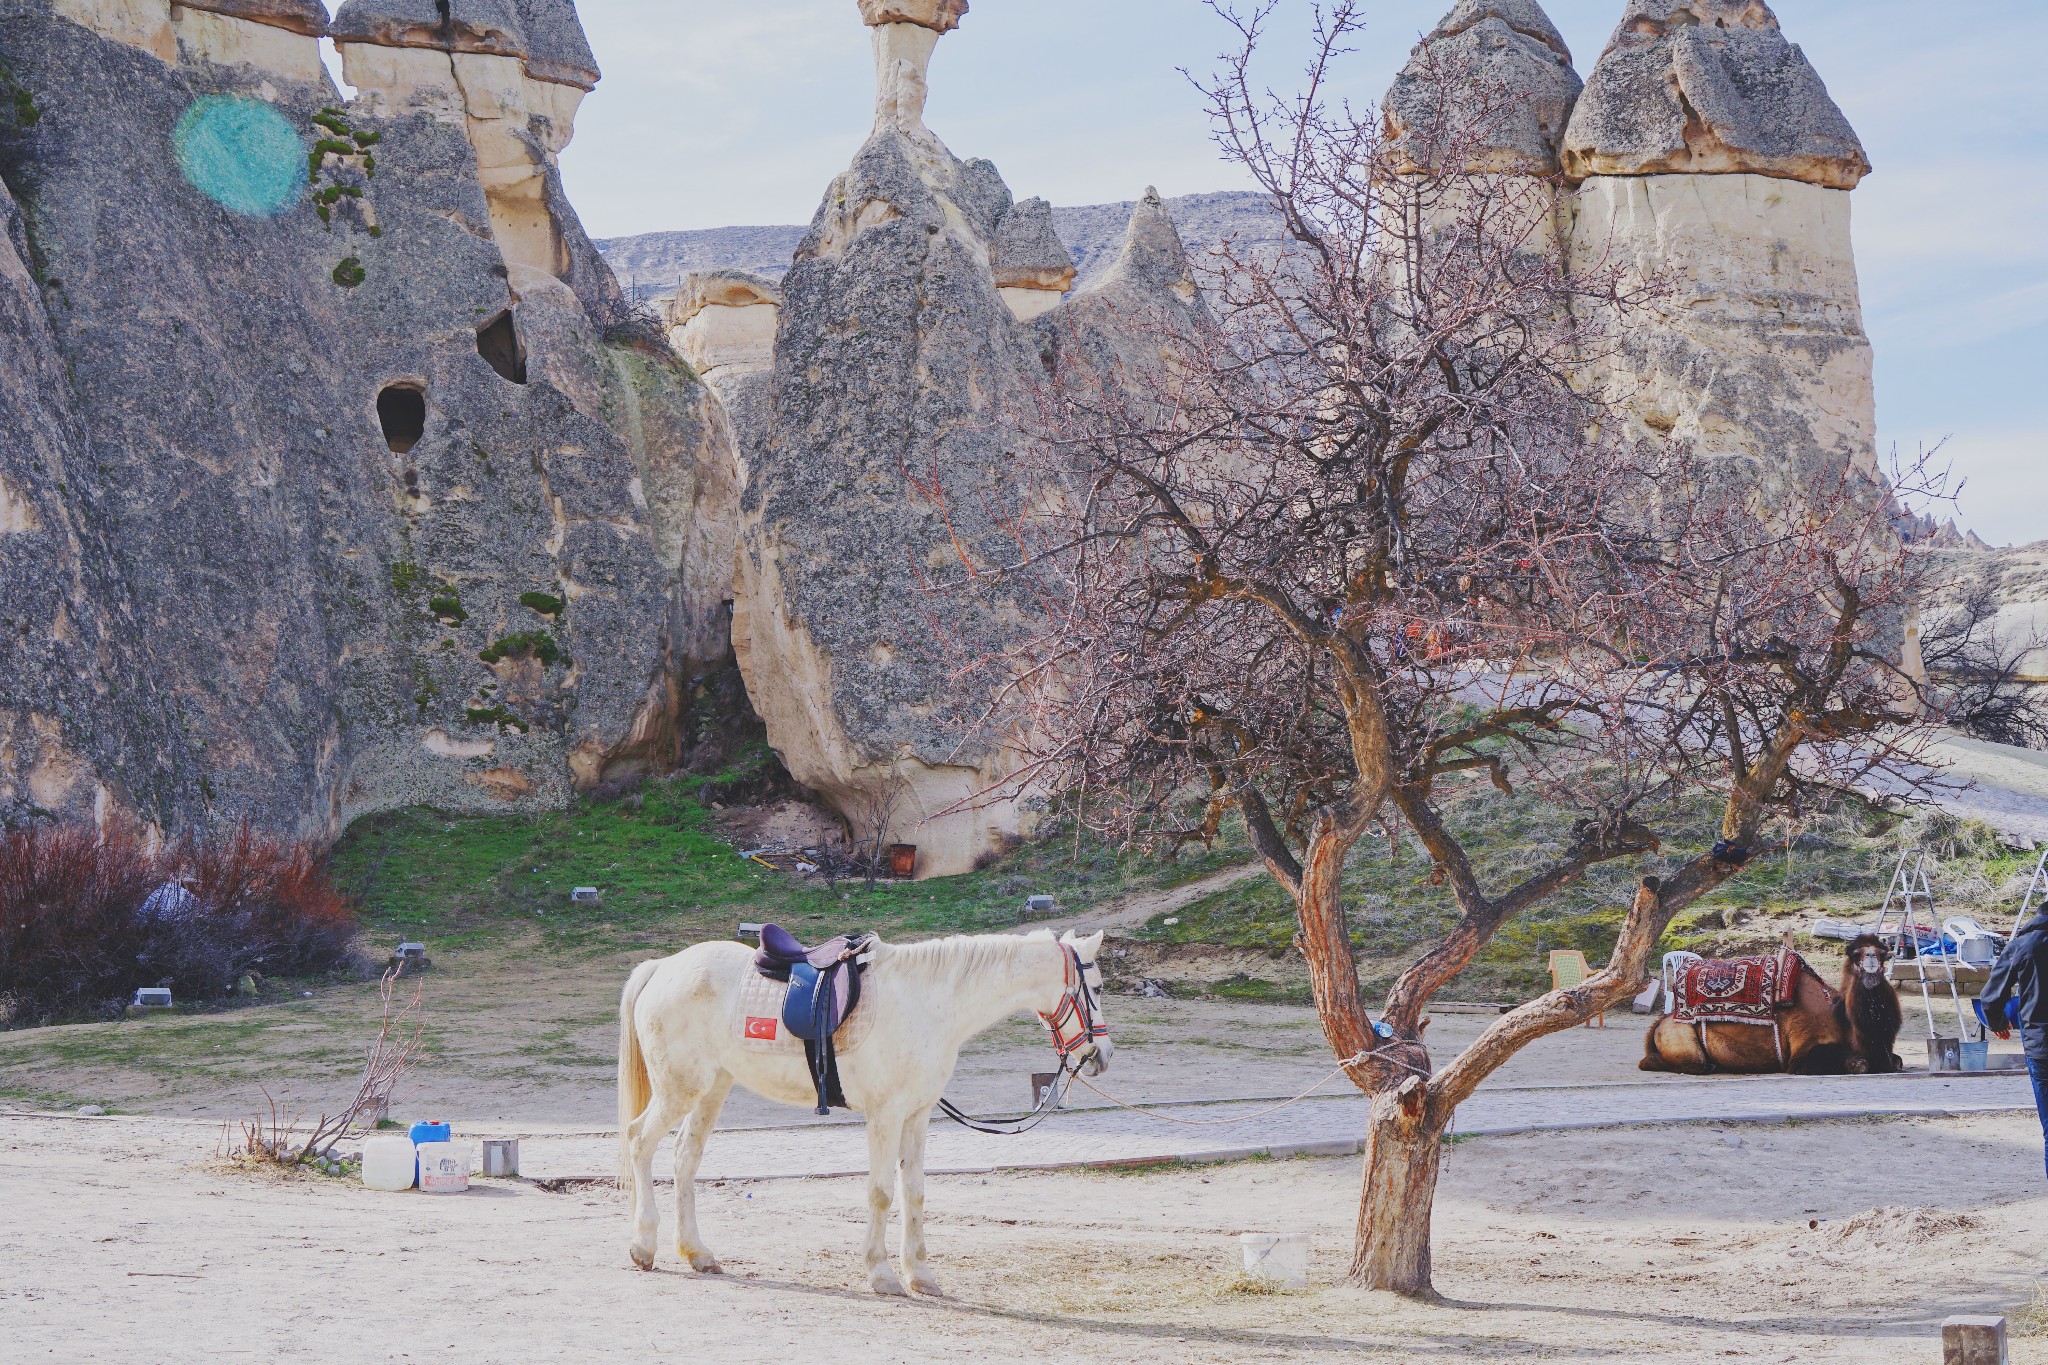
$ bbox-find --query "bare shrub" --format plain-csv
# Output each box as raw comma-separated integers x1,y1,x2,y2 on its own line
0,819,360,1026
232,966,425,1170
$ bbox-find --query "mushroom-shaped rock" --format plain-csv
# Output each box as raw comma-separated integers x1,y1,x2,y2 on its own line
175,0,329,35
858,0,968,32
991,199,1075,290
1384,0,1581,174
665,270,784,386
513,0,600,89
669,271,785,320
1560,0,1869,189
990,198,1075,322
330,0,529,56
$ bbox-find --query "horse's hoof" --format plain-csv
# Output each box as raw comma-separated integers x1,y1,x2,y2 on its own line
629,1245,655,1271
685,1251,723,1274
869,1269,910,1297
909,1274,945,1298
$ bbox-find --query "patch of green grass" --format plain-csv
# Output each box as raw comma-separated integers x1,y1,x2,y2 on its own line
1205,974,1312,1007
0,997,438,1098
326,773,1248,956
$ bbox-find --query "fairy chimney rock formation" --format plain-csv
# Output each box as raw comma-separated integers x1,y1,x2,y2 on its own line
170,0,328,82
1563,0,1876,487
667,271,783,389
861,0,966,133
1091,187,1198,305
1386,0,1582,174
736,3,1086,877
1560,0,1869,189
332,0,596,280
990,197,1075,321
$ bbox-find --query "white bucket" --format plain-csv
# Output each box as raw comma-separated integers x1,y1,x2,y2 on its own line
1239,1232,1308,1289
416,1141,470,1194
361,1134,416,1192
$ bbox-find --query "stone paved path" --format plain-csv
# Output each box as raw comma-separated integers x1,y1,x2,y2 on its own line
504,1068,2037,1182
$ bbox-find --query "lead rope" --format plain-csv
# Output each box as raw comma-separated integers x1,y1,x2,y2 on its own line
935,1055,1081,1135
1062,1046,1431,1129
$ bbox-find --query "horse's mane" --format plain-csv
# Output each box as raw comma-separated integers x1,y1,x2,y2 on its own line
876,931,1056,988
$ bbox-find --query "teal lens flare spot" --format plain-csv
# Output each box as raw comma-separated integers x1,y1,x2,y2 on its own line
173,96,307,218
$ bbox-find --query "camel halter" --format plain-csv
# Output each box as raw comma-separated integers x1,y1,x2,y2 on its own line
1038,944,1108,1063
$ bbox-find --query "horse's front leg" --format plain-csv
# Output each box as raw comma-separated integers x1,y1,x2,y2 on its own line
862,1109,909,1296
898,1106,941,1296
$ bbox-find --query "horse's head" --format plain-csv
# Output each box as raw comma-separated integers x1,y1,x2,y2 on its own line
1844,934,1890,993
1059,929,1114,1076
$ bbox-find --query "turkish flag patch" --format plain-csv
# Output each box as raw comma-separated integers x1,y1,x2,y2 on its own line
744,1016,778,1041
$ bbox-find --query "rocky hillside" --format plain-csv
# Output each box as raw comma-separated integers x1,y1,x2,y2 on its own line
598,190,1282,298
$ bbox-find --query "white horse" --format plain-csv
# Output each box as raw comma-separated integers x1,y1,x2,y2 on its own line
615,927,1111,1295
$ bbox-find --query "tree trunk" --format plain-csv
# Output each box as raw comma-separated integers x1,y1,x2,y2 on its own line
1350,1075,1446,1297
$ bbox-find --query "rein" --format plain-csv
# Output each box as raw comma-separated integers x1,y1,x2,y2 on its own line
935,944,1105,1136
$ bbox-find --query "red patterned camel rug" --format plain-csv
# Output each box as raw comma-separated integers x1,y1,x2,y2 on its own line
1668,948,1826,1068
1669,949,1805,1024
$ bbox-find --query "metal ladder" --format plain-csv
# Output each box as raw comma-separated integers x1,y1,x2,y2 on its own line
2011,846,2048,938
1874,849,1968,1045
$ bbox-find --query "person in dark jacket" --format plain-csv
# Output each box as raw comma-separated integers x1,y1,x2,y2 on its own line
1979,909,2048,1181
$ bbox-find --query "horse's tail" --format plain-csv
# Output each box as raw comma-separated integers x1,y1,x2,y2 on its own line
616,959,660,1187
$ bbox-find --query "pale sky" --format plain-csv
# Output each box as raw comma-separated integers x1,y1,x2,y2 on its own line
352,2,2048,546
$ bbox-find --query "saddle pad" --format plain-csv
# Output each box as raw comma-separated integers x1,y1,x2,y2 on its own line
733,970,876,1055
1669,950,1800,1026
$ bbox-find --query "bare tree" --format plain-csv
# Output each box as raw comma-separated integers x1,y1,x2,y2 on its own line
924,2,1955,1298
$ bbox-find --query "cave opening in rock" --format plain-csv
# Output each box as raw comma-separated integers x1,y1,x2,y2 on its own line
377,384,427,453
476,311,527,385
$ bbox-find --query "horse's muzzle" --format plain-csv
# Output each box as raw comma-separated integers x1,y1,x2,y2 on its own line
1082,1039,1112,1076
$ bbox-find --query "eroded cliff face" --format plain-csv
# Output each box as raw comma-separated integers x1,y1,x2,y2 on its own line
0,1,736,836
725,0,1234,878
1558,0,1877,491
0,166,197,828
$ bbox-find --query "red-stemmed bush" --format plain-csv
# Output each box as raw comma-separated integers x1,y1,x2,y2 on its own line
0,820,359,1026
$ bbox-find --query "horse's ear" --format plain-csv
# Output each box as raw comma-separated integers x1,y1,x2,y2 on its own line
1065,930,1105,960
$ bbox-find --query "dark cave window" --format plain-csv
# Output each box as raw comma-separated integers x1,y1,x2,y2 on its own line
377,385,427,454
476,311,528,385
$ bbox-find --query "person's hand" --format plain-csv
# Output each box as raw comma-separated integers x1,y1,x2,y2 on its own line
1994,1028,2012,1041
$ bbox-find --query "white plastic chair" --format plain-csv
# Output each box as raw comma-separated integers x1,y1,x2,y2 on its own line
1661,951,1704,1015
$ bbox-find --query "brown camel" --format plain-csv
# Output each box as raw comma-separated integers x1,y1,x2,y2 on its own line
1640,946,1857,1075
1837,933,1905,1073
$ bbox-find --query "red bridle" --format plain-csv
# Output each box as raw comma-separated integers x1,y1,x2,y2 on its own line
1037,945,1108,1061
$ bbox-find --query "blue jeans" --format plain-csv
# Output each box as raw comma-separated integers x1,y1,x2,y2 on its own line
2032,1056,2048,1184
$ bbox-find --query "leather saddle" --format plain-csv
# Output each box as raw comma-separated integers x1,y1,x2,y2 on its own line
753,924,872,1114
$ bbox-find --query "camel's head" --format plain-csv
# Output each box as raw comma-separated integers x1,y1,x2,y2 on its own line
1059,929,1113,1076
1845,934,1890,992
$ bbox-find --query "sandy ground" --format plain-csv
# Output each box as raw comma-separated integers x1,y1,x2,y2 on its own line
4,1109,2043,1363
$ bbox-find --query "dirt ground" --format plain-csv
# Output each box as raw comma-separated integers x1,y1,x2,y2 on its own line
4,1108,2043,1363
